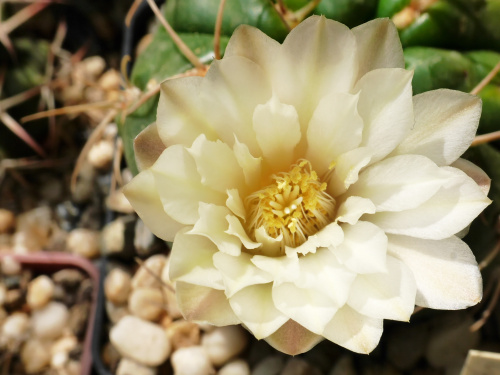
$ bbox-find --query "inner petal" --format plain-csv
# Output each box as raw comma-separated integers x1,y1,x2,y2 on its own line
245,160,336,255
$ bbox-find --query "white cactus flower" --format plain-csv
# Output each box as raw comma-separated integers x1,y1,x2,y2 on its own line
124,16,491,355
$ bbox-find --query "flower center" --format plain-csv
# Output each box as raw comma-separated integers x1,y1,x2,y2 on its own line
246,160,336,250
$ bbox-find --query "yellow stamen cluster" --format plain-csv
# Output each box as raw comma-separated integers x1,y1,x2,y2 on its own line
246,160,335,251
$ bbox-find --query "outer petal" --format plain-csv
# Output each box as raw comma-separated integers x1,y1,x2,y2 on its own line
253,95,301,172
347,256,416,321
200,56,272,155
224,24,280,79
188,135,245,193
213,252,273,297
169,228,224,290
123,169,184,241
323,305,383,354
229,284,288,339
392,90,481,166
294,248,356,305
276,16,358,128
265,320,323,356
368,167,491,240
355,68,414,163
151,145,225,224
251,254,299,285
176,281,240,326
306,92,363,175
133,123,165,171
272,283,338,335
189,203,241,256
348,155,449,212
327,147,372,197
388,234,482,309
352,18,405,81
333,221,387,274
452,158,491,196
157,77,217,147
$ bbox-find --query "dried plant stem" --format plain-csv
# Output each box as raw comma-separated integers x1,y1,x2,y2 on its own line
126,84,161,115
70,110,117,192
0,86,41,111
479,240,500,271
471,130,500,146
134,257,176,293
1,2,50,35
22,100,116,123
293,0,321,23
145,0,204,69
125,0,143,27
214,0,227,60
470,279,500,332
0,112,46,157
470,60,500,96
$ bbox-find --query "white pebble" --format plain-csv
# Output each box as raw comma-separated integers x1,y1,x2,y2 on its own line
51,335,78,356
132,254,167,289
21,339,51,374
218,359,250,375
27,275,54,310
101,218,126,254
105,301,129,324
128,287,164,321
166,320,200,350
110,315,171,367
104,268,131,304
51,351,69,369
88,140,114,169
171,346,215,375
32,302,69,339
0,209,15,233
66,228,100,258
1,255,21,275
116,358,156,375
202,326,248,367
2,312,29,341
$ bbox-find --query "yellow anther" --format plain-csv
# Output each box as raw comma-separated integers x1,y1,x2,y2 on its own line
245,159,336,253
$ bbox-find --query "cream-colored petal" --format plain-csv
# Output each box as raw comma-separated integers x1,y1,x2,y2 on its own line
352,18,404,81
348,155,449,212
123,169,184,241
452,158,491,196
347,255,416,321
272,282,338,335
392,90,481,166
151,145,225,224
189,203,241,256
335,196,376,225
295,248,356,306
286,222,344,256
213,252,273,297
133,122,166,171
253,95,301,173
188,134,245,193
306,92,363,175
226,189,246,220
157,76,217,147
176,281,240,326
327,147,372,197
233,137,262,191
276,16,358,129
252,227,284,257
323,305,383,354
225,215,261,250
369,167,491,240
169,228,224,290
388,234,482,309
200,56,272,155
229,283,288,339
251,253,299,285
265,320,323,355
355,68,414,163
333,221,387,274
224,24,280,78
